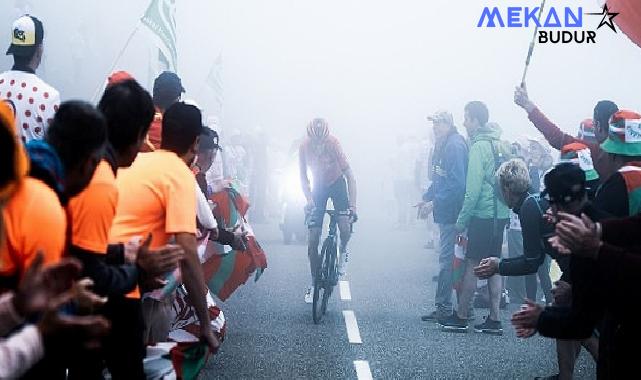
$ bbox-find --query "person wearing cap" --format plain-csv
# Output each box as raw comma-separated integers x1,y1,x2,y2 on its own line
559,142,600,198
65,79,187,379
418,110,468,322
299,118,357,303
505,163,601,380
549,172,641,377
590,110,641,217
514,84,618,185
109,102,220,354
511,109,641,378
0,15,60,144
440,102,509,335
141,71,185,152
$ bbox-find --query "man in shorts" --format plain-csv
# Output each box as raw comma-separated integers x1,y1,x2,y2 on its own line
440,102,510,335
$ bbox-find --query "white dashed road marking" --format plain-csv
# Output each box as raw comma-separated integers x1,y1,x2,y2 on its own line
339,280,352,300
343,310,363,344
354,360,374,380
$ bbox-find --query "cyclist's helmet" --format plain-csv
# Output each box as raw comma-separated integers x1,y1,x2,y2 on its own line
307,118,329,139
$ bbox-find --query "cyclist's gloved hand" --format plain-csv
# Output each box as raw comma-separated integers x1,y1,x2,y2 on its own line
349,205,358,224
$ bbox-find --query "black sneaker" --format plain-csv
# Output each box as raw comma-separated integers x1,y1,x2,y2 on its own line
421,310,449,322
473,317,503,335
438,314,468,332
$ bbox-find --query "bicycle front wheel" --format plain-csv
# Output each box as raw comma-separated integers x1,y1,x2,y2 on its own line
312,237,335,324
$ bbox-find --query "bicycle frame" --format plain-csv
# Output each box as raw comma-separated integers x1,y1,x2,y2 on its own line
312,210,351,324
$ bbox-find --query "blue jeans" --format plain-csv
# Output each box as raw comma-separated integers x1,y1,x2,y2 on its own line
435,223,456,313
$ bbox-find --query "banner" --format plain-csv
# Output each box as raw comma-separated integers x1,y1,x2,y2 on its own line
205,53,224,117
142,0,178,71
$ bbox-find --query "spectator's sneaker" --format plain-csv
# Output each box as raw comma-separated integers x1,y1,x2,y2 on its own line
438,314,469,332
473,317,503,335
421,309,450,322
304,286,314,304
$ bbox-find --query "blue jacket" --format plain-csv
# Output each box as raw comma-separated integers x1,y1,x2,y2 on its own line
423,130,468,224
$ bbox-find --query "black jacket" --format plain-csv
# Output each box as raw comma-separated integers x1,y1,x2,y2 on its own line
498,194,569,279
536,201,631,380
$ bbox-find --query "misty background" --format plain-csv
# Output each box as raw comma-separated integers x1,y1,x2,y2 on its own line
2,0,640,214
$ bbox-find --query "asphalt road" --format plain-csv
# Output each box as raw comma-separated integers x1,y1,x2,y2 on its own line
202,216,596,380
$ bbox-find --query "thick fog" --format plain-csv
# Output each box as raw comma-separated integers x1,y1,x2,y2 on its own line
2,0,641,215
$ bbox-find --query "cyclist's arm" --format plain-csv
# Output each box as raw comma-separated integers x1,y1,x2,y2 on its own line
344,167,357,209
333,139,356,209
299,146,312,203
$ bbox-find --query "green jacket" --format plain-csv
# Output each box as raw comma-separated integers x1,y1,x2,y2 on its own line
455,124,510,230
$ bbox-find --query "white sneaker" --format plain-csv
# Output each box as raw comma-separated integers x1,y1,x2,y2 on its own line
304,286,314,304
338,251,349,277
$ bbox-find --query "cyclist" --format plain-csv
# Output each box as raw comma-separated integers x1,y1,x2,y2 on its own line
299,118,357,303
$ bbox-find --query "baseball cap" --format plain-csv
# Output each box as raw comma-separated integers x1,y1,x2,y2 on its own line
107,70,135,88
153,71,185,95
542,162,586,205
6,15,44,57
427,110,454,126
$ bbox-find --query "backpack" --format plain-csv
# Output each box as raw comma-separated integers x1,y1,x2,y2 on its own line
487,139,513,237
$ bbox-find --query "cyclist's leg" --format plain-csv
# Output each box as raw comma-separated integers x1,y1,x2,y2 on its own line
308,188,328,283
330,177,351,253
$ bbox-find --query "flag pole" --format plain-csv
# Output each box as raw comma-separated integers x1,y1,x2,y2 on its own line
90,24,141,103
521,0,547,87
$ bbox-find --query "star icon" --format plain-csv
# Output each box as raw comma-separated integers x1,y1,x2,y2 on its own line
587,4,620,33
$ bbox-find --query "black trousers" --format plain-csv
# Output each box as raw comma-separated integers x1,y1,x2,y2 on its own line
67,297,146,380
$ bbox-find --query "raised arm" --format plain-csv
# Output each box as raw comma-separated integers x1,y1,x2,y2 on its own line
514,85,576,150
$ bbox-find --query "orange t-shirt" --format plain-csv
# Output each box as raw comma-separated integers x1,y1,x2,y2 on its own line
109,150,197,298
0,178,66,281
67,160,118,254
147,110,163,151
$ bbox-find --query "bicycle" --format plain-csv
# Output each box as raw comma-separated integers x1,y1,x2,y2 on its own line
312,209,353,324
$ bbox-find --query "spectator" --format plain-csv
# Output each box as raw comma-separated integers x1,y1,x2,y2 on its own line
66,78,183,380
143,71,185,151
476,161,598,379
591,110,641,217
0,254,110,380
559,142,600,198
109,102,219,351
440,102,509,335
419,111,468,321
512,110,641,379
0,15,60,144
1,101,105,295
514,85,618,183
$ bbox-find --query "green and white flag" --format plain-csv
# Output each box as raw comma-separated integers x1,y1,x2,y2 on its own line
142,0,178,71
205,53,224,116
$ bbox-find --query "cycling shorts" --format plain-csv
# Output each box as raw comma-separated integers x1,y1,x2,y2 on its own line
308,177,349,229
